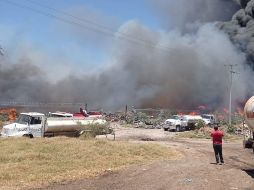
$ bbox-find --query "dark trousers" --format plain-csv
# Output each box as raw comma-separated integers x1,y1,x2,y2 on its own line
213,144,224,163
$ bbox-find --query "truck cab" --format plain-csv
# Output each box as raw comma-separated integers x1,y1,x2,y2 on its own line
201,114,216,126
1,113,45,138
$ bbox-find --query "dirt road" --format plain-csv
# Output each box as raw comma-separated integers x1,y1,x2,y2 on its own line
35,127,254,190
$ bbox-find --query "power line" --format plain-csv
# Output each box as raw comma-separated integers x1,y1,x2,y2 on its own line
25,0,173,51
0,0,174,53
25,0,127,38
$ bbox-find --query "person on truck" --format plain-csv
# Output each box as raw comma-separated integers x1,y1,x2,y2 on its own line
211,125,224,164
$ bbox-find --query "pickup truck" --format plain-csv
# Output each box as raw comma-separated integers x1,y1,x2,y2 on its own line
182,115,204,130
201,114,216,126
163,115,187,132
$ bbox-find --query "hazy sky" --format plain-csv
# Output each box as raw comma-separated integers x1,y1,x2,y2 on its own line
0,0,251,112
0,0,161,75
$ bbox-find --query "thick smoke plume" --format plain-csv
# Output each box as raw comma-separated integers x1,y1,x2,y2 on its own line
149,0,240,31
1,0,254,112
219,0,254,69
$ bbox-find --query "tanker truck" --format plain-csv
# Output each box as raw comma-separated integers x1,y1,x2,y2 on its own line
0,112,107,138
243,96,254,153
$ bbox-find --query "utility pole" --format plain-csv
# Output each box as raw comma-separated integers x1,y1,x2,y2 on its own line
224,64,237,126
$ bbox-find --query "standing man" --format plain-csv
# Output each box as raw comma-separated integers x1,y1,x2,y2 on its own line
211,125,224,164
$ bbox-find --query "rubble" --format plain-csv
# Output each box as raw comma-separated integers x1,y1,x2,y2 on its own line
0,108,17,122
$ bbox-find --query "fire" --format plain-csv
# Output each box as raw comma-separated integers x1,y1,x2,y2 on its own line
223,108,229,114
0,108,17,121
236,107,244,116
188,111,198,116
178,112,184,116
177,110,200,116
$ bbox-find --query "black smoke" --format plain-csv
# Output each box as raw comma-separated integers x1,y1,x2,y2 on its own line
149,0,240,31
219,0,254,70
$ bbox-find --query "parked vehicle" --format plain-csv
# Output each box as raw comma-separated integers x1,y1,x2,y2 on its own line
182,115,203,130
73,108,103,118
243,96,254,153
0,112,107,138
201,114,216,126
48,111,73,118
163,115,187,132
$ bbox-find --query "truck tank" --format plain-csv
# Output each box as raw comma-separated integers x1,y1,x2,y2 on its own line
45,117,106,133
244,96,254,132
243,96,254,152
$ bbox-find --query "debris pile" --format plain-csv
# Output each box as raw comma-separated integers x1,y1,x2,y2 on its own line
0,108,17,122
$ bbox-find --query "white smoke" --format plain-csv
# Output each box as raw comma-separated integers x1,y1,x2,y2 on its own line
0,0,253,112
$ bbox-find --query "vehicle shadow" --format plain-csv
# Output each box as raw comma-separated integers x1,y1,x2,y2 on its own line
242,169,254,178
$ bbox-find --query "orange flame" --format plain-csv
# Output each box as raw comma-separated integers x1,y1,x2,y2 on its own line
236,107,244,116
0,108,17,121
223,108,229,114
188,111,198,116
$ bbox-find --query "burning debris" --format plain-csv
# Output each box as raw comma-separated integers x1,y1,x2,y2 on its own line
0,108,17,122
0,108,17,129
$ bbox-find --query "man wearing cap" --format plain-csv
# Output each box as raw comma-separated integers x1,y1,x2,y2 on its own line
211,125,224,164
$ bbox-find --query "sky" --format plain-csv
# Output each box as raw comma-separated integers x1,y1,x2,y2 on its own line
0,0,252,112
0,0,161,76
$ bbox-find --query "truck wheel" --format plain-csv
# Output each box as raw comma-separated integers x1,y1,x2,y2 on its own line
176,126,180,132
164,128,168,131
243,140,247,148
23,134,33,138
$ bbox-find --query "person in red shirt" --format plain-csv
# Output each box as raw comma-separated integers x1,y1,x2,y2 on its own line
211,125,224,164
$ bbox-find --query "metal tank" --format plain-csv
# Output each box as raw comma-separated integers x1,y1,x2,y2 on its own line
244,96,254,132
45,117,106,133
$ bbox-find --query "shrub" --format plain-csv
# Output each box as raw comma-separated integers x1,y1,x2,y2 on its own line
195,119,206,130
79,123,113,139
0,113,8,122
226,124,236,134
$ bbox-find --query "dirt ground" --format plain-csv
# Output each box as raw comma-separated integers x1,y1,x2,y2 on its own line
34,125,254,190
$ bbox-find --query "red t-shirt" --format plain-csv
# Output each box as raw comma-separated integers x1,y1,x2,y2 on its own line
211,130,224,145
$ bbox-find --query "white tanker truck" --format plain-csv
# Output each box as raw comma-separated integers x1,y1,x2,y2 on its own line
0,112,107,138
243,96,254,153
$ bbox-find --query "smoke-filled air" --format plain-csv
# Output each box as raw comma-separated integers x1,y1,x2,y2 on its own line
1,0,254,111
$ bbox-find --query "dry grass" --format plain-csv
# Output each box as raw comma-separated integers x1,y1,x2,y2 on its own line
0,137,181,190
175,130,243,142
175,130,211,139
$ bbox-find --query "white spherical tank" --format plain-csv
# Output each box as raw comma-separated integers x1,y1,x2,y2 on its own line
244,96,254,132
